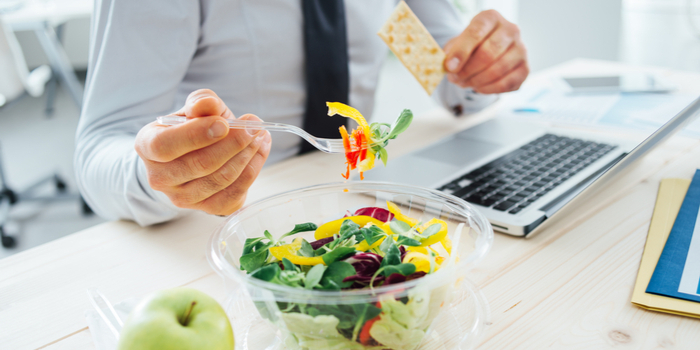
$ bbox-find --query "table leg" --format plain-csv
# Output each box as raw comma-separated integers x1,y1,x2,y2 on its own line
43,24,64,117
33,22,83,109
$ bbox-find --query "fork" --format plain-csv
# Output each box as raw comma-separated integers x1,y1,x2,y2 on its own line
157,115,345,153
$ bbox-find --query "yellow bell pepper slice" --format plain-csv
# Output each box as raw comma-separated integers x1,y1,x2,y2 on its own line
386,201,419,227
357,152,376,173
269,238,325,266
407,246,428,254
440,234,453,255
314,215,386,240
403,251,445,273
416,218,448,247
355,236,384,251
327,102,371,137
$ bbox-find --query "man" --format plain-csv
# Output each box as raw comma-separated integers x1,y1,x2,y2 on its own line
75,0,528,226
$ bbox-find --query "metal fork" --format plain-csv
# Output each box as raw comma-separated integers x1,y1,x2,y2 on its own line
157,116,345,153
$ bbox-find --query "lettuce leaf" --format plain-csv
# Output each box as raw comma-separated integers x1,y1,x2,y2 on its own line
280,313,380,350
369,292,431,350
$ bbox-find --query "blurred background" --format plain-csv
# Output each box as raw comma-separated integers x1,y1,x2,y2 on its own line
1,0,699,258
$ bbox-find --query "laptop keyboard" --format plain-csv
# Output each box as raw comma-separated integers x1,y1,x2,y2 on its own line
438,134,616,214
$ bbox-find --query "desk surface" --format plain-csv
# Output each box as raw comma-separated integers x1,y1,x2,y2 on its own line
2,59,700,349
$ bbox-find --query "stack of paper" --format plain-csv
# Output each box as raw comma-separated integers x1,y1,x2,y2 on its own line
631,170,700,318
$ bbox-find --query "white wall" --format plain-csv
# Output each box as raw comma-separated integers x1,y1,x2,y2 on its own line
517,0,623,71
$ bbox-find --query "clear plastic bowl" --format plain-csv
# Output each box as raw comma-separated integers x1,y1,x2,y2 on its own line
208,181,494,350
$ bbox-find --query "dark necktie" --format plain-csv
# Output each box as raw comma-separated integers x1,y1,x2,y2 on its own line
299,0,350,154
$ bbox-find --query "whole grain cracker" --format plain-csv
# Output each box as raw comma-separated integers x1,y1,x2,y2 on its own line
377,1,446,95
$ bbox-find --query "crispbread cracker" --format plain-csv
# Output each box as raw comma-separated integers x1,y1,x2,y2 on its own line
377,1,446,95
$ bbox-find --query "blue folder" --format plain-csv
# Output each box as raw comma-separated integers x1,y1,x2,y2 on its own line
646,169,700,302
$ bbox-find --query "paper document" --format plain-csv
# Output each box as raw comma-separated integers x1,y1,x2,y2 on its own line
504,87,700,139
630,178,700,318
647,170,700,302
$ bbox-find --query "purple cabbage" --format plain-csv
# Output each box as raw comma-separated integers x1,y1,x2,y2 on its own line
351,207,394,222
384,273,406,285
399,246,407,261
342,252,384,287
405,271,427,281
310,236,335,250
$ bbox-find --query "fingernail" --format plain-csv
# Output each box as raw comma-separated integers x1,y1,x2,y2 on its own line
209,120,228,139
258,131,271,153
446,57,460,72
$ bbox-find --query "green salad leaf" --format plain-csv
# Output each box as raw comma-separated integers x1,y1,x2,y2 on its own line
361,225,386,246
321,247,357,265
304,264,326,290
381,263,416,277
389,220,411,235
380,241,402,267
318,261,356,290
280,313,368,350
240,238,270,272
388,109,413,140
369,292,430,350
282,257,297,272
395,235,421,247
280,222,318,240
298,239,315,257
367,109,413,167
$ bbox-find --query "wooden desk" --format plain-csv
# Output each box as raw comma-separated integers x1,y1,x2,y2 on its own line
2,59,700,349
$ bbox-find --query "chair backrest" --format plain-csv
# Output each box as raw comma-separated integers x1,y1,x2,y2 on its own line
0,17,28,106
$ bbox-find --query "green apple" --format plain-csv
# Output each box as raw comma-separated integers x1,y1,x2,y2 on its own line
117,288,234,350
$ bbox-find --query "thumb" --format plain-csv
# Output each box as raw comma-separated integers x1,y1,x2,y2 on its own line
184,89,232,118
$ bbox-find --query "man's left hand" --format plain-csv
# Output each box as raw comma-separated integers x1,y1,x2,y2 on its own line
444,10,529,94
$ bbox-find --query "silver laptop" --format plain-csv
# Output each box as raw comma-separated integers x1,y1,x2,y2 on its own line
364,96,700,237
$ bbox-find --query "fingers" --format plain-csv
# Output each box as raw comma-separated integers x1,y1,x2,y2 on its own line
459,40,527,88
457,22,520,82
135,116,230,162
184,89,234,119
136,89,239,163
443,10,501,74
444,10,528,94
472,62,529,94
193,131,271,215
145,114,266,187
165,130,272,210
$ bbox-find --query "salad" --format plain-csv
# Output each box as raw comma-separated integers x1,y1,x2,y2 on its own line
326,102,413,180
239,202,460,350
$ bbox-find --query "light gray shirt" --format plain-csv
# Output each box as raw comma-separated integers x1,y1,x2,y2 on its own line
75,0,497,226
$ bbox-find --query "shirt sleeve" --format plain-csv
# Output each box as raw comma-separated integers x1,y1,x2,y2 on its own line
405,0,499,116
75,0,200,226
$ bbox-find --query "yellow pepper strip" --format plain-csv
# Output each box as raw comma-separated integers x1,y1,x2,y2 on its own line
416,218,448,247
357,151,376,173
326,102,371,137
386,201,419,227
406,246,428,254
314,215,386,240
355,236,384,251
402,252,443,273
269,238,325,266
404,251,446,273
440,234,453,255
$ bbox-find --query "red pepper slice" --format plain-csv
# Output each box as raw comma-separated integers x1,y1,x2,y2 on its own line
359,315,380,345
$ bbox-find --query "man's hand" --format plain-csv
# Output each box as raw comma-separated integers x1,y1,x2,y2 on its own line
443,10,528,94
135,89,272,216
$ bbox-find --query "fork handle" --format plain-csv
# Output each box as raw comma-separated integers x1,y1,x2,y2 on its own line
157,116,294,132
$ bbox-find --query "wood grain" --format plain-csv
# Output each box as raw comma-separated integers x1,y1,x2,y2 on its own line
2,59,700,349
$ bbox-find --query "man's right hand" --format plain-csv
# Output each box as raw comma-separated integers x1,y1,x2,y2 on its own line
135,89,272,216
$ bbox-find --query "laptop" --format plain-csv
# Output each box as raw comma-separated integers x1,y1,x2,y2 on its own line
364,96,700,237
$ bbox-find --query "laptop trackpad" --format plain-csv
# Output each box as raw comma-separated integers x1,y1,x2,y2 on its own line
414,137,502,166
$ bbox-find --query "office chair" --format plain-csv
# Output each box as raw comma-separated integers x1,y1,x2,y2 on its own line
0,17,89,248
